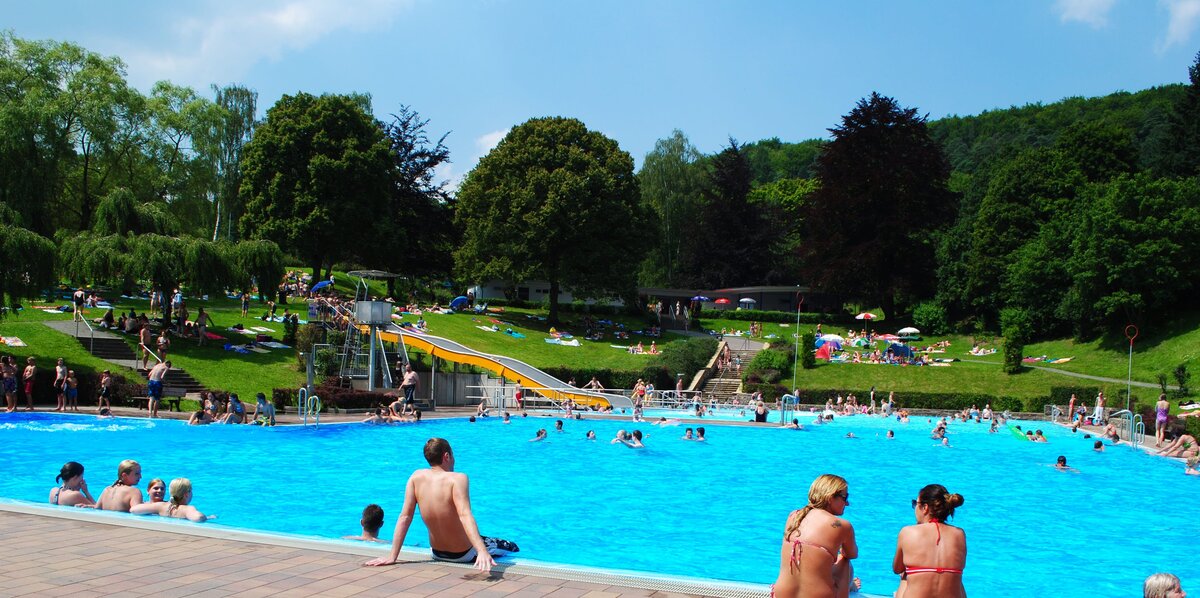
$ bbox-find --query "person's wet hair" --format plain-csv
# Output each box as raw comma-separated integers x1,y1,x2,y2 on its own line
1057,455,1067,465
697,427,705,437
468,416,476,422
1094,440,1103,449
632,430,642,441
56,461,84,484
168,478,192,505
423,438,451,466
361,504,385,534
114,459,139,486
915,483,964,520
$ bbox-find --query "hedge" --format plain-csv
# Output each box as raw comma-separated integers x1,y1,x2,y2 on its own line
698,309,855,325
312,382,393,411
739,383,1048,413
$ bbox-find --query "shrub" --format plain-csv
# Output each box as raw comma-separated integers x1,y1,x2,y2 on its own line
294,323,325,366
652,336,719,379
801,333,816,369
912,301,949,336
1048,386,1100,407
1174,363,1191,397
314,382,392,411
1000,307,1032,374
744,348,792,385
272,388,298,409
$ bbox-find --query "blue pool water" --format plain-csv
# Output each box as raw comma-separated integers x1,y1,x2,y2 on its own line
0,412,1194,597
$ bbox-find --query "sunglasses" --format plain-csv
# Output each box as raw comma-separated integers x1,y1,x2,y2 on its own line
836,492,850,501
911,499,921,508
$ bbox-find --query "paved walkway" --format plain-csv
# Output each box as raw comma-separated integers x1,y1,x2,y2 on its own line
0,508,767,598
958,358,1173,390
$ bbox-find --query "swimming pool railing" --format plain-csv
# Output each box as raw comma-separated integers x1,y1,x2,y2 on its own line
1108,409,1145,446
297,387,321,426
780,394,799,424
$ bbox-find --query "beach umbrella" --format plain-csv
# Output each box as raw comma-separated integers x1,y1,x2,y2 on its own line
691,295,711,302
877,334,900,341
449,296,469,308
820,334,844,342
714,298,731,305
311,280,332,291
739,298,757,304
897,326,920,335
855,312,875,320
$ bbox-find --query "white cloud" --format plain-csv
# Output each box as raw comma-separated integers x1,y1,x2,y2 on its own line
1055,0,1117,27
1160,0,1200,50
117,0,411,89
438,128,512,192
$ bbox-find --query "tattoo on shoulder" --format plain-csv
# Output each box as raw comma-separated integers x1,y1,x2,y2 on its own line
831,521,842,528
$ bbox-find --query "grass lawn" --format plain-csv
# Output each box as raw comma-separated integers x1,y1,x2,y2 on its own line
8,278,1198,405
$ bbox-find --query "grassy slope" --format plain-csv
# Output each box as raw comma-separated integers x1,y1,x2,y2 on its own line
8,278,1198,403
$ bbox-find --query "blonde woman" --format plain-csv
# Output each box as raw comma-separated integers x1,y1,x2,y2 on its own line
1143,572,1186,598
893,484,967,598
94,459,144,512
145,478,167,504
772,474,858,598
131,478,211,522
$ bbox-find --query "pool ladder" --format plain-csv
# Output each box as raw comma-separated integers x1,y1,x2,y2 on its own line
298,387,322,426
780,394,799,424
1109,409,1145,446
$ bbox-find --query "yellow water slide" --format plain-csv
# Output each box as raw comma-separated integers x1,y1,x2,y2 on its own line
373,324,632,409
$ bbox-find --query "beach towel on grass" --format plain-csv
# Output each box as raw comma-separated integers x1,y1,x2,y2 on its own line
259,341,291,349
204,332,224,340
250,326,275,333
1050,357,1073,364
246,346,270,353
477,326,498,332
1,337,26,347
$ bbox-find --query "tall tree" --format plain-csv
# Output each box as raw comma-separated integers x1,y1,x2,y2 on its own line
211,84,257,241
1161,50,1200,177
454,117,639,324
677,139,780,288
0,205,56,313
637,130,704,287
360,106,453,297
239,93,391,280
801,93,956,317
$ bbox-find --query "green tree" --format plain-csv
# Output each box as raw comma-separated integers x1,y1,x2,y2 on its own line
454,117,639,324
211,84,257,241
748,177,816,282
1068,174,1200,327
637,130,704,286
361,105,454,297
0,223,56,313
802,93,956,318
1161,51,1200,177
239,93,392,280
678,139,781,287
228,240,285,301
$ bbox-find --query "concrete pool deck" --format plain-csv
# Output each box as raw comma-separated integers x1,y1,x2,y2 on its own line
0,506,776,598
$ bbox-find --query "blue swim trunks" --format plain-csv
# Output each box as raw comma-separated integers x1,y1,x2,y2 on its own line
147,380,163,401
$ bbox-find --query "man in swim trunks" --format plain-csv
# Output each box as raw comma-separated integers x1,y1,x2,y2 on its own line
147,360,171,419
364,438,518,573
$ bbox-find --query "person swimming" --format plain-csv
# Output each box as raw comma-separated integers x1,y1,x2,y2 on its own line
130,477,212,522
49,461,95,508
530,429,547,442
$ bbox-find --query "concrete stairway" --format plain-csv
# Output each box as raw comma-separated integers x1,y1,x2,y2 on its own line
42,320,206,394
698,339,764,403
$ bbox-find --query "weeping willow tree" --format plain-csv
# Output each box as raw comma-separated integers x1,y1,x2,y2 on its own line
226,239,285,302
57,233,129,288
91,188,180,236
0,224,56,314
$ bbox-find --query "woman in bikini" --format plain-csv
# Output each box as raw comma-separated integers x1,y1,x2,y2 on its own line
94,459,144,512
48,461,95,507
772,474,857,598
892,484,967,598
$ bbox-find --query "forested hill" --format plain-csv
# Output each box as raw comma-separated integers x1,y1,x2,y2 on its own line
928,85,1184,175
742,84,1185,185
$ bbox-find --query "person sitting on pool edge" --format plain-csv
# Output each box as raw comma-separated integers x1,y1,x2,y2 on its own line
893,484,966,598
251,393,276,426
344,504,387,543
364,438,518,573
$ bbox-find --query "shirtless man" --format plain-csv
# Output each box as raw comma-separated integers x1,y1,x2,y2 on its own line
22,357,36,410
95,459,144,512
139,324,155,369
364,438,518,572
147,361,171,419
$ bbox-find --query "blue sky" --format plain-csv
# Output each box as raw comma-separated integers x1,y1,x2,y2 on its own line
6,0,1200,184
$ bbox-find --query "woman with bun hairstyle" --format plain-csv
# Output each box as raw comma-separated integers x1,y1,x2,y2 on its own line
893,484,966,598
772,474,858,598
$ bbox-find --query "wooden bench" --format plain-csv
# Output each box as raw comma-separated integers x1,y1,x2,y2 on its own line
132,386,185,412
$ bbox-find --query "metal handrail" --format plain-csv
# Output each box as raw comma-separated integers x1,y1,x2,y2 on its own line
139,343,164,366
298,387,321,426
75,313,96,354
377,332,393,388
1108,409,1145,446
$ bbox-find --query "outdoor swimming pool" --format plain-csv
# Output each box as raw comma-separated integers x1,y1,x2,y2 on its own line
0,412,1194,597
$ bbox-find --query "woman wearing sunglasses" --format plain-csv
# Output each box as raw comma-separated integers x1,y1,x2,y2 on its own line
772,474,857,598
893,484,967,597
